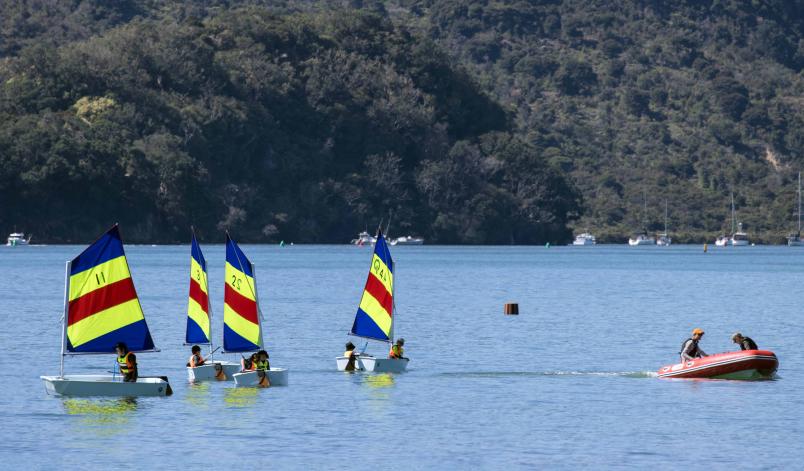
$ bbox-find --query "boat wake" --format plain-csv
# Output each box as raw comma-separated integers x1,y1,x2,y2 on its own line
438,371,657,379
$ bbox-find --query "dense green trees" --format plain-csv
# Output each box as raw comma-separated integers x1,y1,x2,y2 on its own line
2,0,804,244
0,2,579,243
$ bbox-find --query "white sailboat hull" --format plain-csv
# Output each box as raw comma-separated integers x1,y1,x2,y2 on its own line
788,238,804,246
40,374,170,397
232,368,288,387
187,361,241,382
336,356,409,373
628,238,655,246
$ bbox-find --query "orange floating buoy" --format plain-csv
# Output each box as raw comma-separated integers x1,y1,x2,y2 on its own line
504,303,519,315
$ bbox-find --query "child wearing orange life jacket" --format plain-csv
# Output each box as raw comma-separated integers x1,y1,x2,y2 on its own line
389,338,406,359
187,345,206,367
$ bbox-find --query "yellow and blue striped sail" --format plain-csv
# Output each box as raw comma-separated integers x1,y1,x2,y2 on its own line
66,225,156,353
186,231,210,345
351,230,394,342
223,233,263,352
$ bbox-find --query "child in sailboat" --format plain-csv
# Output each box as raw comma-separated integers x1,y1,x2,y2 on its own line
241,353,258,371
389,338,407,360
343,342,358,371
187,345,206,368
254,350,270,370
115,342,138,382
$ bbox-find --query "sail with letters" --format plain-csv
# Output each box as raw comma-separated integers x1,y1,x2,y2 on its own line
350,229,394,342
65,224,156,353
223,233,263,352
185,230,211,345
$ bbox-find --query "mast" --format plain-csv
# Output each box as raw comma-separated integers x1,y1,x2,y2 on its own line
664,199,668,234
731,193,736,235
253,263,265,349
798,172,801,235
60,261,71,378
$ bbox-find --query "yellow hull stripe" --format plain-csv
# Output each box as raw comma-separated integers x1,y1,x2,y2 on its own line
223,303,261,346
358,291,392,335
69,256,131,301
67,299,143,348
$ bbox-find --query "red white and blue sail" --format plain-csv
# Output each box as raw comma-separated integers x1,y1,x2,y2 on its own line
223,233,263,352
65,225,156,353
351,230,394,342
186,231,211,345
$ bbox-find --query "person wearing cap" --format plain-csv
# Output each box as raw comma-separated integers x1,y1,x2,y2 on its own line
389,338,406,360
732,332,758,351
343,342,359,371
680,328,708,362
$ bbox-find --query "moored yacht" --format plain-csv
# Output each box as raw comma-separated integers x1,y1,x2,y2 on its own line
391,235,424,246
628,231,656,246
6,232,31,246
572,233,596,245
350,231,377,246
656,199,671,246
716,194,750,246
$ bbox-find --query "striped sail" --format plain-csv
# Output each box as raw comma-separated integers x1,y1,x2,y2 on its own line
185,231,210,344
351,230,394,342
223,233,263,352
65,225,156,353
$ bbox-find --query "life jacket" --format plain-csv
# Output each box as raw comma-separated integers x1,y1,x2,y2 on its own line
188,353,204,367
255,360,269,370
389,345,403,359
679,338,700,358
242,358,254,370
343,350,354,358
118,352,135,374
741,337,758,350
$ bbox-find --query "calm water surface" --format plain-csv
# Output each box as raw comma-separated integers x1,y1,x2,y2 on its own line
1,244,802,469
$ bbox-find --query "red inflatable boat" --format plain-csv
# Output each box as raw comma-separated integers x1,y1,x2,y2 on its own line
658,350,778,380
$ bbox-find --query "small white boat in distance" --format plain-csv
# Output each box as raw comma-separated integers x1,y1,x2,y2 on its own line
40,225,171,397
391,235,424,246
731,224,750,246
41,375,170,397
232,368,289,387
717,194,750,246
572,233,596,245
337,229,408,373
351,231,377,246
656,200,671,246
628,232,656,246
6,232,31,246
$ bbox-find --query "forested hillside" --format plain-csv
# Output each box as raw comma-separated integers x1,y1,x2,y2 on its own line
2,1,803,243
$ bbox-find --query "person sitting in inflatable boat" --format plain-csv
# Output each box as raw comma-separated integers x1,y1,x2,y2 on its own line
680,328,708,362
732,332,758,351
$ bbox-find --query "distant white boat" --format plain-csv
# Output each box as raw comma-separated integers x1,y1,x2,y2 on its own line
391,235,424,246
788,172,803,247
628,232,656,246
717,193,750,246
350,231,377,246
6,232,31,246
572,233,596,245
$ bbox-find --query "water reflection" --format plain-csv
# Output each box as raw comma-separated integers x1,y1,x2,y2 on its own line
223,386,259,408
62,397,137,428
364,373,395,389
185,381,211,409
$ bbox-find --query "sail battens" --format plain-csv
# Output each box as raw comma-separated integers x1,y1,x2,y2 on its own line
69,255,130,301
65,225,155,354
350,231,394,342
223,234,263,352
185,232,211,345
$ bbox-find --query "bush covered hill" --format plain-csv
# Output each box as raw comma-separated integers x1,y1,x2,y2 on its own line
1,1,803,244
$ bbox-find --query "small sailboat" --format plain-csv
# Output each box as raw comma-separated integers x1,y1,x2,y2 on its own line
788,172,803,246
656,200,672,246
185,230,241,382
224,233,288,387
628,191,656,246
40,225,171,397
336,230,409,373
716,193,749,246
390,235,424,246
